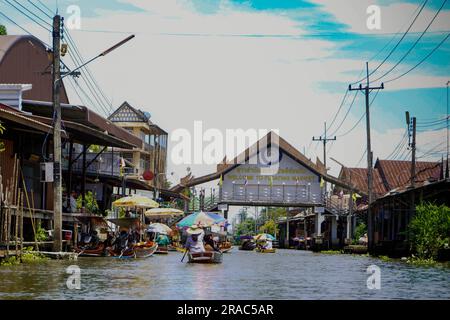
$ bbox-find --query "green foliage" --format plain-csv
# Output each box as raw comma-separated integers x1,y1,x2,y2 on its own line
1,256,20,266
352,222,367,245
235,218,256,237
407,203,450,260
88,145,102,153
118,207,126,218
259,219,278,236
0,25,6,35
35,222,47,242
406,256,438,266
76,191,100,214
319,250,343,255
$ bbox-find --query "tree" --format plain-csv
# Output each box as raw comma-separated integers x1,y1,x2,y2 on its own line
235,217,256,236
408,203,450,260
0,25,7,35
259,219,278,236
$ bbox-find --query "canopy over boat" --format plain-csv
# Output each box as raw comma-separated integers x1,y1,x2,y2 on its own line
145,208,184,219
113,195,159,209
254,233,276,241
177,211,226,228
147,223,172,234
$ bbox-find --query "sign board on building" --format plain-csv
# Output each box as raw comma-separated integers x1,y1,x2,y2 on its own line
314,206,325,214
221,150,322,205
40,162,54,182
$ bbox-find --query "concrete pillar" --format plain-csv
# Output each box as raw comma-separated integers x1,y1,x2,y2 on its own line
331,215,338,247
315,213,323,236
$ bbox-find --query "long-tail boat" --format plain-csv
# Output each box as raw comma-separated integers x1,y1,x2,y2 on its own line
188,251,223,264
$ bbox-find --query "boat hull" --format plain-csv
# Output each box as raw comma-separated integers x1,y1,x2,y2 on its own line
255,248,276,253
155,246,169,254
188,251,223,264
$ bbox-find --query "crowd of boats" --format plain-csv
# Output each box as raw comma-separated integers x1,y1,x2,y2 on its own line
72,195,234,264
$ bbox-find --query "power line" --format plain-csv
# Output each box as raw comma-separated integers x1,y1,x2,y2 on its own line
337,89,380,137
371,0,448,83
384,32,450,83
328,90,359,137
11,0,52,28
28,0,52,19
386,130,409,160
63,28,114,114
2,0,51,32
61,32,113,116
350,0,429,85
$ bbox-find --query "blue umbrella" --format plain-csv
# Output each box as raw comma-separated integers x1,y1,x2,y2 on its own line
176,212,226,228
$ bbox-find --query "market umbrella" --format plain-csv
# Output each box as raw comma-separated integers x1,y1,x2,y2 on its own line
147,223,172,234
176,211,225,228
254,233,276,241
145,208,184,219
112,194,159,209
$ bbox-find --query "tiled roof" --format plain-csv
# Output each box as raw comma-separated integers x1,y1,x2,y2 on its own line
376,160,441,190
339,159,442,199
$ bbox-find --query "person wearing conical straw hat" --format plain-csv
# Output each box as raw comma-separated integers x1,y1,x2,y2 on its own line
184,225,205,254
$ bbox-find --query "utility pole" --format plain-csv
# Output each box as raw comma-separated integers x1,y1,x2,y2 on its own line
313,122,336,175
313,122,336,193
52,15,62,252
406,112,416,187
349,62,384,250
446,81,449,178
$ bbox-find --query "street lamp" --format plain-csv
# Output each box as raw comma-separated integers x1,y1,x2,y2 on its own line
52,16,135,252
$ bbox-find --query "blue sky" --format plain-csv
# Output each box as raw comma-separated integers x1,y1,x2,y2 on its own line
0,0,449,175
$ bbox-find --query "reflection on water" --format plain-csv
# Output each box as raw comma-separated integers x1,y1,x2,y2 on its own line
1,249,449,300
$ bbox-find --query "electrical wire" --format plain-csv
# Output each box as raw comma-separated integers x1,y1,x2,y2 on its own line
371,0,448,83
384,32,450,83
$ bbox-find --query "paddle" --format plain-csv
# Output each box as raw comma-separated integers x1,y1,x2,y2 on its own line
181,247,188,262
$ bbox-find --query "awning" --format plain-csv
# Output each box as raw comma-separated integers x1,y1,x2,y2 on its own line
22,100,142,148
29,114,135,149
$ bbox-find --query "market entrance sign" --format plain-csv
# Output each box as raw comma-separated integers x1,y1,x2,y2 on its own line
220,150,322,206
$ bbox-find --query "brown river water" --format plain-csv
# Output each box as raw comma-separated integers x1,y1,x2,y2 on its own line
0,249,449,300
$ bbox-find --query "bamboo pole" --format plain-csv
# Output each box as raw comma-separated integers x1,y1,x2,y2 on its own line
30,189,38,251
20,190,24,257
15,189,21,256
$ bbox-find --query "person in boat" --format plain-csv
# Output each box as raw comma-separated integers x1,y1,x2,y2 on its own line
88,230,100,249
184,226,205,253
204,234,220,252
156,232,170,247
262,239,273,250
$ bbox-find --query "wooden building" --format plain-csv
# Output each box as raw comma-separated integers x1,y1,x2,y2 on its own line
108,102,168,190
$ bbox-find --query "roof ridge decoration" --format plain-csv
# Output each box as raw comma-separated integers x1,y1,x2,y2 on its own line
108,101,153,124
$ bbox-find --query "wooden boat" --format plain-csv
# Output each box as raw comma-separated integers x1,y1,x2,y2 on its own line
220,246,233,253
75,244,108,257
176,246,186,253
255,247,276,253
109,243,158,259
168,245,178,252
188,251,223,264
219,242,233,253
155,246,169,254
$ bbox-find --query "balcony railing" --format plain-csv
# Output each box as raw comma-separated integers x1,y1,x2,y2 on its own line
219,184,323,205
62,152,135,177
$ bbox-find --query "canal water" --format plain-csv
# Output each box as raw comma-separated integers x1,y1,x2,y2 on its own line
0,249,449,300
